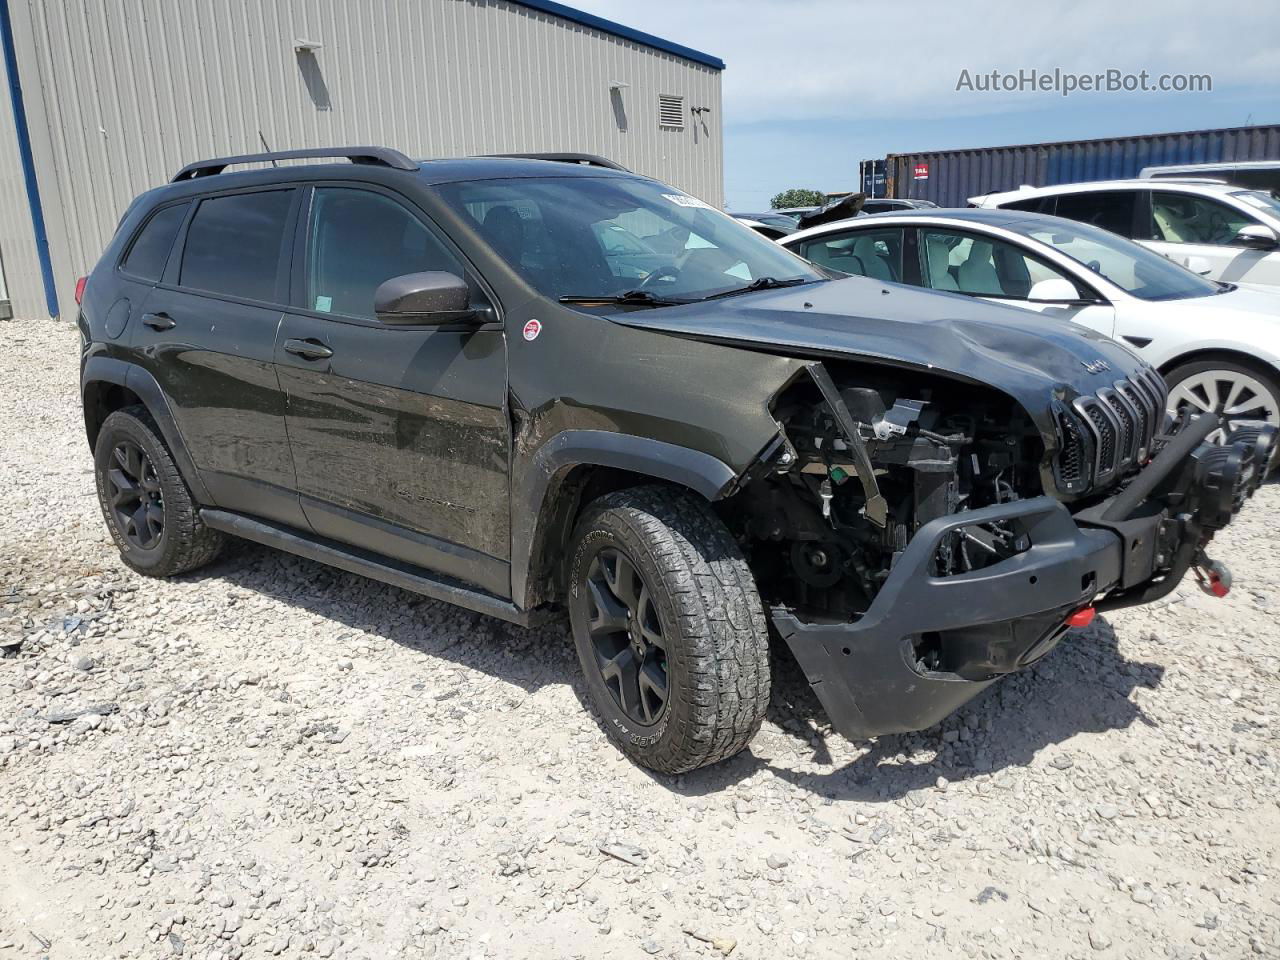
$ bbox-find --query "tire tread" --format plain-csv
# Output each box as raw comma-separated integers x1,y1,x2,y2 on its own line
575,485,771,773
96,405,224,577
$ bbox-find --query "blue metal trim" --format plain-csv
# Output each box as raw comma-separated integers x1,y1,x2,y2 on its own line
0,0,58,317
508,0,724,71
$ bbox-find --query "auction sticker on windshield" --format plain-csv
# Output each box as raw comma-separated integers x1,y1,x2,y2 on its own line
663,193,713,209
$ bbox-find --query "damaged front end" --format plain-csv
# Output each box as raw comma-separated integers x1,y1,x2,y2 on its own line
725,361,1274,741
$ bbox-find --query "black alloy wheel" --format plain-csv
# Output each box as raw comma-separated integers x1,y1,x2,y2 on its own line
584,547,669,727
106,440,165,550
94,405,224,577
567,486,772,773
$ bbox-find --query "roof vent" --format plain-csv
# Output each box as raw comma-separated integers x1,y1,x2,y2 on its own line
658,95,685,129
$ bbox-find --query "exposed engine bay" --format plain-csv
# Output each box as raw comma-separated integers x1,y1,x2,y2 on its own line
731,362,1051,619
727,360,1270,628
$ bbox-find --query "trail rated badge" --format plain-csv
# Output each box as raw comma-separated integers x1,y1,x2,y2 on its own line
523,318,542,341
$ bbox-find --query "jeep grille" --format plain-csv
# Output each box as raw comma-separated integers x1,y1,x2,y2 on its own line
1056,370,1168,494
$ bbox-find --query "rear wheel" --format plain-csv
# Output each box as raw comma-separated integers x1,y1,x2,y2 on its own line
1165,357,1280,443
94,406,225,577
567,485,771,774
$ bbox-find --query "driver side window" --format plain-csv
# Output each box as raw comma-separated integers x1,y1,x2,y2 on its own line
917,228,1080,299
307,188,471,320
1149,192,1256,246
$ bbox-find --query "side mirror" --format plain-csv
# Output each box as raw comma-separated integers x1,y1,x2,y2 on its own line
1184,256,1213,276
1027,277,1081,302
373,272,475,325
1233,223,1279,250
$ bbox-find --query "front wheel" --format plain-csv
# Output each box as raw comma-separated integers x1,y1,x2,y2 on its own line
1165,357,1280,443
567,486,771,774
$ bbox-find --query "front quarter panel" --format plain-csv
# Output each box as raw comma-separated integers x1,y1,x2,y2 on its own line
507,301,806,606
1112,290,1280,373
509,302,805,469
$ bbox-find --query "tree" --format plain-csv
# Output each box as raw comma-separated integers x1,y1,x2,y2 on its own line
770,188,826,209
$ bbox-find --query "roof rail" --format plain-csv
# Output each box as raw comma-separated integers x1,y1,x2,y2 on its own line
171,146,419,182
1147,176,1231,185
481,152,630,172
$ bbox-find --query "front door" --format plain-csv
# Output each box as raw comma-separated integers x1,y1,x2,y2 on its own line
1143,190,1280,286
915,226,1117,337
276,185,511,597
131,187,306,528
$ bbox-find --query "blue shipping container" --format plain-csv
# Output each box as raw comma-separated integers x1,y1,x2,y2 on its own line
877,124,1280,207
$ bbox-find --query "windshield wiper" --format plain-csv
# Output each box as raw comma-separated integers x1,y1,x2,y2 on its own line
698,276,814,301
558,290,692,308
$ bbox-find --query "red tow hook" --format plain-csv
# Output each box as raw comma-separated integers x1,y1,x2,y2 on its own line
1065,606,1096,628
1193,557,1232,598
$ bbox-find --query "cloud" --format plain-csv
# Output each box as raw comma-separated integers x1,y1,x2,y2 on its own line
574,0,1278,122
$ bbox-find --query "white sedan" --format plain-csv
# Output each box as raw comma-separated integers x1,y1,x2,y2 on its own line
779,208,1280,435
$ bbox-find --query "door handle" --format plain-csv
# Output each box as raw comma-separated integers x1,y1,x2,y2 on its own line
284,337,334,360
141,312,175,330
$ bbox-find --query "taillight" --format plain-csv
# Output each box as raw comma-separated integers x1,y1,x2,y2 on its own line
75,276,87,305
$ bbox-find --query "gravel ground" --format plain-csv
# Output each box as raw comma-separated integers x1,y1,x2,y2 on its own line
2,314,1278,960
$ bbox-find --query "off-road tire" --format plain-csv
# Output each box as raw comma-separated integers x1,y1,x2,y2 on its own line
94,405,225,577
567,485,771,774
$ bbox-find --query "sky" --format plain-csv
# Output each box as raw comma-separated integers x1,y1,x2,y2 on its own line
571,0,1280,210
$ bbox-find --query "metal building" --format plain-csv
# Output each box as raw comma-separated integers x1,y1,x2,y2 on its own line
864,124,1280,207
0,0,724,319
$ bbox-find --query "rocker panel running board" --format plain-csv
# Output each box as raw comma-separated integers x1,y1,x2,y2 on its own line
200,509,547,627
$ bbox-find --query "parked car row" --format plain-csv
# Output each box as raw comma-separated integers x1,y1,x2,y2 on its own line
780,208,1280,434
777,164,1280,437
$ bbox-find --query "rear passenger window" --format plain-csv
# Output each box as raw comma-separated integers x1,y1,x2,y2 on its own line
1001,196,1054,214
1050,191,1138,238
121,203,188,281
306,188,467,319
179,190,293,302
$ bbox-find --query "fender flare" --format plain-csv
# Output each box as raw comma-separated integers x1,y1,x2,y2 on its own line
511,429,742,607
81,356,212,504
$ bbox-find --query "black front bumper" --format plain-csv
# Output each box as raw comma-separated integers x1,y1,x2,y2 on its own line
772,496,1126,741
770,414,1270,743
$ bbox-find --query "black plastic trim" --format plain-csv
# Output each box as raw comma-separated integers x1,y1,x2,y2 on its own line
511,429,740,607
771,496,1121,740
172,146,418,182
81,355,213,504
480,152,629,171
200,509,542,626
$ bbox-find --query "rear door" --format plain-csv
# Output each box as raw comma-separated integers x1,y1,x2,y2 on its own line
1047,189,1143,240
276,184,511,597
132,187,305,527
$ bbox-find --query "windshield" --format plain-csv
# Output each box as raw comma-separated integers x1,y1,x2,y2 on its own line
435,176,823,302
1232,190,1280,220
1005,216,1222,301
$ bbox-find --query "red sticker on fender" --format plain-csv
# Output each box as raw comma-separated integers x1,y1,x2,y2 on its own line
523,319,542,341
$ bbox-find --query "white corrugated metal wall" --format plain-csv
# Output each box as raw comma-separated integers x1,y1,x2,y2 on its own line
0,0,723,319
0,4,43,318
